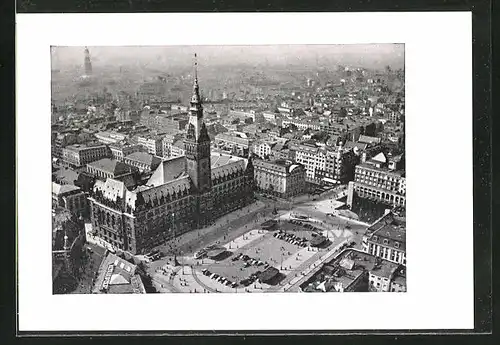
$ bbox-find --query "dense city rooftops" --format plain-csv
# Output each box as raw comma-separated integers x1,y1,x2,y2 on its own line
301,249,403,292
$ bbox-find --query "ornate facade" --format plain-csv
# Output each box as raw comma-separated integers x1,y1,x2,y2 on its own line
88,58,255,254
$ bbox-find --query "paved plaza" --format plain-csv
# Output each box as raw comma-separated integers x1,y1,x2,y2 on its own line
141,191,368,293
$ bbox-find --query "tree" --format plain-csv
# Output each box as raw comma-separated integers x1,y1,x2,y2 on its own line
231,118,240,125
244,117,253,124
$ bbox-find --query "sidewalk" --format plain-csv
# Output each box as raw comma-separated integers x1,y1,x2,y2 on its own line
283,239,349,291
222,229,268,251
279,246,317,275
171,266,206,293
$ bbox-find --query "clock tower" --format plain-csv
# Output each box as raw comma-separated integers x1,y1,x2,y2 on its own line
184,54,213,226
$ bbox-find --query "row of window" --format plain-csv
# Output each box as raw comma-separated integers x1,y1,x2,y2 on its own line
368,243,405,264
355,186,406,204
356,169,401,181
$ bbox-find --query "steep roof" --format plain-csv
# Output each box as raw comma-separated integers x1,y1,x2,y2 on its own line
371,152,387,163
211,154,247,180
93,178,128,203
147,156,187,187
139,176,192,206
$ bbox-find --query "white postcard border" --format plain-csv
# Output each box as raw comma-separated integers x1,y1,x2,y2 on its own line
17,12,473,331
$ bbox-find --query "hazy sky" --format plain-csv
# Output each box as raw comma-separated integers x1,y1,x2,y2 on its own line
52,44,404,69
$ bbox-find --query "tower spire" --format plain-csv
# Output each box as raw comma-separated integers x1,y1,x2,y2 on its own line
190,53,202,107
194,53,198,81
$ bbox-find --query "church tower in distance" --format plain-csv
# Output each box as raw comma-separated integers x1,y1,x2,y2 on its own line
184,54,213,226
84,46,92,75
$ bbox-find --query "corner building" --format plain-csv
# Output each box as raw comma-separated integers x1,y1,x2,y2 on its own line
88,64,255,254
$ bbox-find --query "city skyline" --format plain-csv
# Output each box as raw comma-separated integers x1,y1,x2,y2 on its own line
51,44,404,70
51,44,406,295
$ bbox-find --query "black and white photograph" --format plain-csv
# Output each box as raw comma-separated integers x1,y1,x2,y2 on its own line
50,44,406,294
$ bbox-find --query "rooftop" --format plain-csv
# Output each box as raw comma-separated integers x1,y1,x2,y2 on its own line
52,182,81,196
344,141,368,151
366,213,406,251
92,253,146,294
357,162,405,176
125,152,162,168
301,249,402,292
254,159,304,174
210,153,245,169
65,143,106,152
147,156,187,187
358,135,381,145
52,167,80,185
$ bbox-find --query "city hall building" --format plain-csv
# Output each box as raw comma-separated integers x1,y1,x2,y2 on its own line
87,64,255,254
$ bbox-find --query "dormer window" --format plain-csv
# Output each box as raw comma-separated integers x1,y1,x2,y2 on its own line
394,242,400,248
372,235,378,241
383,239,389,245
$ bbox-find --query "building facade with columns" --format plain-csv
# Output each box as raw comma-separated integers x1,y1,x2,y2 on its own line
347,152,406,208
87,60,255,254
